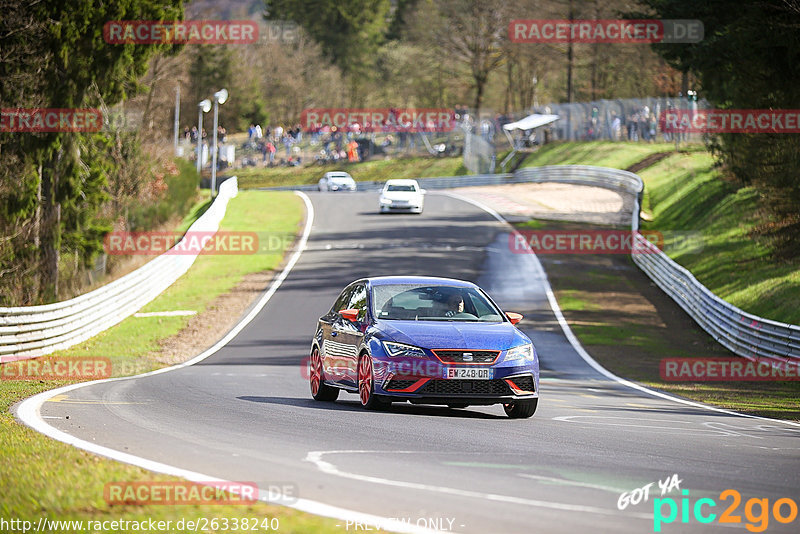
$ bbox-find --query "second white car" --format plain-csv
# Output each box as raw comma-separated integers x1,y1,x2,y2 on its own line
379,179,425,214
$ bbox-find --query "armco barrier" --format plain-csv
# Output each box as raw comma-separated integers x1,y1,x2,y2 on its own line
631,235,800,364
0,178,239,362
259,166,799,363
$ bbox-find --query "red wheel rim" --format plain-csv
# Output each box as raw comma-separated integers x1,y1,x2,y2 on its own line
310,348,322,396
358,355,372,405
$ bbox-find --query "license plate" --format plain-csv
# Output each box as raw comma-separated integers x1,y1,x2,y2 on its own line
444,368,494,380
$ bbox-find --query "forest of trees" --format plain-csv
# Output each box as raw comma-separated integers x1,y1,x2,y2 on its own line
1,0,798,305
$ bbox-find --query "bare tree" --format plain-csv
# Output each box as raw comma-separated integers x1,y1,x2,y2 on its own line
408,0,510,114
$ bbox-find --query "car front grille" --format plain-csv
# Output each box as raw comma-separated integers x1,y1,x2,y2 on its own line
419,379,511,396
432,350,499,364
508,375,536,393
385,379,417,391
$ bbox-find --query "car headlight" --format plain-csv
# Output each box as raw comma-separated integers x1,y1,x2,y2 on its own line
505,343,534,363
380,197,392,205
382,341,427,358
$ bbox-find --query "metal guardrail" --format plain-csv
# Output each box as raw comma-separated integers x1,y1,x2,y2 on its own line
0,178,239,362
632,235,800,364
258,165,799,363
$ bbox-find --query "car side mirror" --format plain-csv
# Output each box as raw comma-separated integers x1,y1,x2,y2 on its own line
339,309,359,322
506,312,523,325
420,189,427,194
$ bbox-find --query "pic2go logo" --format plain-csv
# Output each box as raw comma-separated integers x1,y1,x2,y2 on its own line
653,489,798,532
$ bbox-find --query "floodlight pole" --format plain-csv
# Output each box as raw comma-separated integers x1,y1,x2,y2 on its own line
210,88,228,198
196,99,211,175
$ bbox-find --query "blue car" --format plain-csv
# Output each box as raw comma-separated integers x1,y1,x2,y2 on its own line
309,276,539,418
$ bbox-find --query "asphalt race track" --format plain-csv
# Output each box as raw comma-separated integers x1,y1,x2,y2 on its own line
31,192,800,533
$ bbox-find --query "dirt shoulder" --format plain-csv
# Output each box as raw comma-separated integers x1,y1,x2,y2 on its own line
456,182,632,225
151,270,277,366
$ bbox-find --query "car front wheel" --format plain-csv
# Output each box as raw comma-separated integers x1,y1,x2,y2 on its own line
503,398,537,418
358,353,389,410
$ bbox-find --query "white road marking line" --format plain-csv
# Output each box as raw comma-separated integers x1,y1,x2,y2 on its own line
15,193,443,534
305,450,651,519
442,191,800,429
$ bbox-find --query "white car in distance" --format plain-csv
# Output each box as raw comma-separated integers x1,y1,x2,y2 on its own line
379,179,426,214
318,171,357,192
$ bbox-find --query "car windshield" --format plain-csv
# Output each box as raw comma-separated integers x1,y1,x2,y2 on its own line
386,184,416,192
372,284,505,322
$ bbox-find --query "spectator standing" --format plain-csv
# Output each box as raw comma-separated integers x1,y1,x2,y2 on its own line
611,115,621,141
282,134,293,157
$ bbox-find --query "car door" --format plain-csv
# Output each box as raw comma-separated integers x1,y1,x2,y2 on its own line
320,285,354,385
336,282,368,387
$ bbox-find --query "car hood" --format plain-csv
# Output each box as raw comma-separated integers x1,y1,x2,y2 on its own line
376,319,529,351
380,191,421,200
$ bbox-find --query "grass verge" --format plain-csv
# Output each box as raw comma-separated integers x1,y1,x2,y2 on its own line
236,155,467,189
1,191,344,532
519,140,691,169
638,151,800,324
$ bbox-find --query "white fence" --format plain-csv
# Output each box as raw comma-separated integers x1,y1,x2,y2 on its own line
0,178,239,362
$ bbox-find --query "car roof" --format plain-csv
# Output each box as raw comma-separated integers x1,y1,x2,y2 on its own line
325,171,352,178
384,179,419,185
366,276,476,288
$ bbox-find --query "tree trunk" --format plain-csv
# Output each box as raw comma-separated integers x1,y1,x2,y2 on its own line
681,70,688,97
38,154,61,302
473,75,485,115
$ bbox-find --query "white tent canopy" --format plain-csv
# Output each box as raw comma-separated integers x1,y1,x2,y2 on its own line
503,113,560,131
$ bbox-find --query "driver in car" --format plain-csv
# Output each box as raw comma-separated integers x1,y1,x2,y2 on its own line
444,293,465,317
